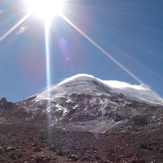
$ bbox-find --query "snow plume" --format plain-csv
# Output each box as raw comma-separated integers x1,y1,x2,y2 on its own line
16,25,29,35
103,80,147,90
103,80,163,105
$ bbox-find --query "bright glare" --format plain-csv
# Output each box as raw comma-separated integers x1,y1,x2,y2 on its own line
25,0,65,21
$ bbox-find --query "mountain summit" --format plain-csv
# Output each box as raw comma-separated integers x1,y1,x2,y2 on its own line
24,74,163,105
7,74,162,133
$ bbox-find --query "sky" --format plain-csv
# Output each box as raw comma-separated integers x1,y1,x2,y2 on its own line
0,0,163,102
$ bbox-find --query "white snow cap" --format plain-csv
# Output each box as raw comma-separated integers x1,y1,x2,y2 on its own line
37,74,163,105
59,74,163,105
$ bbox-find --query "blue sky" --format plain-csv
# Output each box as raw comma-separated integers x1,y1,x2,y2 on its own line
0,0,163,102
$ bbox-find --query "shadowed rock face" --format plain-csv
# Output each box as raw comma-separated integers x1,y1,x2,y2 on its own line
0,97,13,109
12,88,162,134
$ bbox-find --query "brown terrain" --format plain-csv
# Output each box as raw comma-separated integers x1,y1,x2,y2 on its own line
0,95,163,163
0,119,163,163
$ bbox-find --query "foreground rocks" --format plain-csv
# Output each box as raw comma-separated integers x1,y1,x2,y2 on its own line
0,123,163,163
0,95,163,163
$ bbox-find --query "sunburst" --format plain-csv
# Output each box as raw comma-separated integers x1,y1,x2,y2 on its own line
25,0,65,22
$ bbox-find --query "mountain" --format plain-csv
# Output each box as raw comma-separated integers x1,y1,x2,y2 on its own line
0,74,163,162
2,74,162,132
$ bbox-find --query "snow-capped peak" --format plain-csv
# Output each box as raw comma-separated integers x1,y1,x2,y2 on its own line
36,74,163,105
14,74,163,133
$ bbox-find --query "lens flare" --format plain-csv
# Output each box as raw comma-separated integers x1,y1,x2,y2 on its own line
58,38,69,61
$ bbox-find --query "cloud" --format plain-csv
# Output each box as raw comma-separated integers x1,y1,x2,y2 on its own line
0,10,2,15
103,80,163,105
103,80,148,90
16,25,29,35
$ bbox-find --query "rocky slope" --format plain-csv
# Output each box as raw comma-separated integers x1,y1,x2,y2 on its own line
0,121,163,163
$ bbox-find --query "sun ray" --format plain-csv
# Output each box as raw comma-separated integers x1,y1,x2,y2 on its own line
45,21,51,91
45,20,52,138
60,14,144,86
0,13,31,41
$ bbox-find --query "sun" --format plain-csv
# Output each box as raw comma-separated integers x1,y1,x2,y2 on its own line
25,0,65,21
